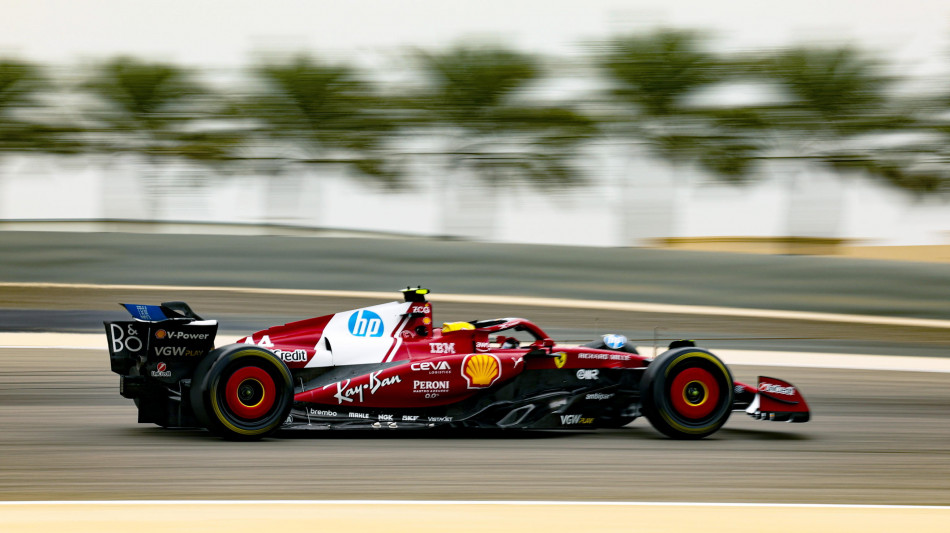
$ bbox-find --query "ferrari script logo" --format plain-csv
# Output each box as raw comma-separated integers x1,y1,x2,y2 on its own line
462,353,501,389
553,352,567,369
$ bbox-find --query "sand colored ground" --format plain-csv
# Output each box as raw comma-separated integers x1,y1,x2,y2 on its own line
1,502,948,533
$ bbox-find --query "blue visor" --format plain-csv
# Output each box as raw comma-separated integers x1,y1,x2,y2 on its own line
122,303,168,321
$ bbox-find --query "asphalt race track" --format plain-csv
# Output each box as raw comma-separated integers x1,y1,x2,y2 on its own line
1,343,949,504
2,300,950,505
1,232,949,508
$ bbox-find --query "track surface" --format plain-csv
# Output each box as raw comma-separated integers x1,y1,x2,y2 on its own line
2,343,949,504
2,233,949,506
3,231,950,318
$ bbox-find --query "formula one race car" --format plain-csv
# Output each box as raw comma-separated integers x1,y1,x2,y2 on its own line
105,288,809,440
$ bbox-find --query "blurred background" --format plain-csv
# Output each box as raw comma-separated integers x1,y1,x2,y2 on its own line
2,0,950,252
5,2,950,513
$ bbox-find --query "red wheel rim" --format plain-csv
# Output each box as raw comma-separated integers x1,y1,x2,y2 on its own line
670,367,719,419
225,366,276,420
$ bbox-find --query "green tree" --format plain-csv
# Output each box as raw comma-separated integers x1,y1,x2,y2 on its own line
597,30,758,245
79,57,244,221
0,59,84,219
599,29,758,181
703,45,946,193
407,45,595,236
0,59,81,156
410,46,595,187
244,55,400,185
82,56,241,163
727,47,937,238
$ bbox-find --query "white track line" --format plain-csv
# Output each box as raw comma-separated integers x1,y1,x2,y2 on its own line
4,281,950,329
3,334,950,373
0,500,947,509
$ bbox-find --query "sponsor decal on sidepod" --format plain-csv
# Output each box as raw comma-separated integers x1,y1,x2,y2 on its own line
462,353,501,389
411,360,451,373
325,371,402,404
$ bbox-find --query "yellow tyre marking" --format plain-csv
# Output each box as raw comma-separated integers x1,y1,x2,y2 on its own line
658,351,730,435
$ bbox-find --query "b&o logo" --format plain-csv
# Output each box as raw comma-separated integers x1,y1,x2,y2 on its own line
348,310,384,337
110,323,143,353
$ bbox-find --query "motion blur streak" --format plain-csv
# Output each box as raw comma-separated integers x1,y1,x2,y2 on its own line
4,281,950,329
3,26,950,247
2,345,949,504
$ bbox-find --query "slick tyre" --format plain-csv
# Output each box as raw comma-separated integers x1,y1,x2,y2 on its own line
640,348,733,439
190,344,293,440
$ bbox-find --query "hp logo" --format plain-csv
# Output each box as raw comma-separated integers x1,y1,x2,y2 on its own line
348,310,384,337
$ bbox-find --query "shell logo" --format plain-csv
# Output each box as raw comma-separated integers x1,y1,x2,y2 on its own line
462,353,502,389
155,329,167,339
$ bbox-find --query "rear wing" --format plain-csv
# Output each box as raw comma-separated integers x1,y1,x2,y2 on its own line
105,302,218,377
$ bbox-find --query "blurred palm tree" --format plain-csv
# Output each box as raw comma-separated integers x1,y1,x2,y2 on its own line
597,30,758,245
410,46,595,188
243,55,400,185
80,57,245,220
0,59,82,156
407,45,595,237
0,60,47,154
707,45,945,191
747,47,909,167
82,56,242,163
715,46,937,238
0,59,84,219
599,29,759,182
762,47,950,195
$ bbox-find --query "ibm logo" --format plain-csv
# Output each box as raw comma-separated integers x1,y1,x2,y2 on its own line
347,310,384,337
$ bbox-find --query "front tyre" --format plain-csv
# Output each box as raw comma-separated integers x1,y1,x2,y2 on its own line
640,348,733,439
190,344,293,440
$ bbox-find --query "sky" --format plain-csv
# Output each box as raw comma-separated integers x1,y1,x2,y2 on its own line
2,0,949,77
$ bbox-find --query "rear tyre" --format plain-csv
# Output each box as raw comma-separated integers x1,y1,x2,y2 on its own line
640,347,733,439
190,344,293,440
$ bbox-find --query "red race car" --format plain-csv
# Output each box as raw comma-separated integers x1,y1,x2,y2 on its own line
105,288,809,440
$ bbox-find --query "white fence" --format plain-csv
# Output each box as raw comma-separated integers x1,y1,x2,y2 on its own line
2,146,948,247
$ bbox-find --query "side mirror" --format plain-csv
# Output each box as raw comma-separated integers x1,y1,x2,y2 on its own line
524,348,548,358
